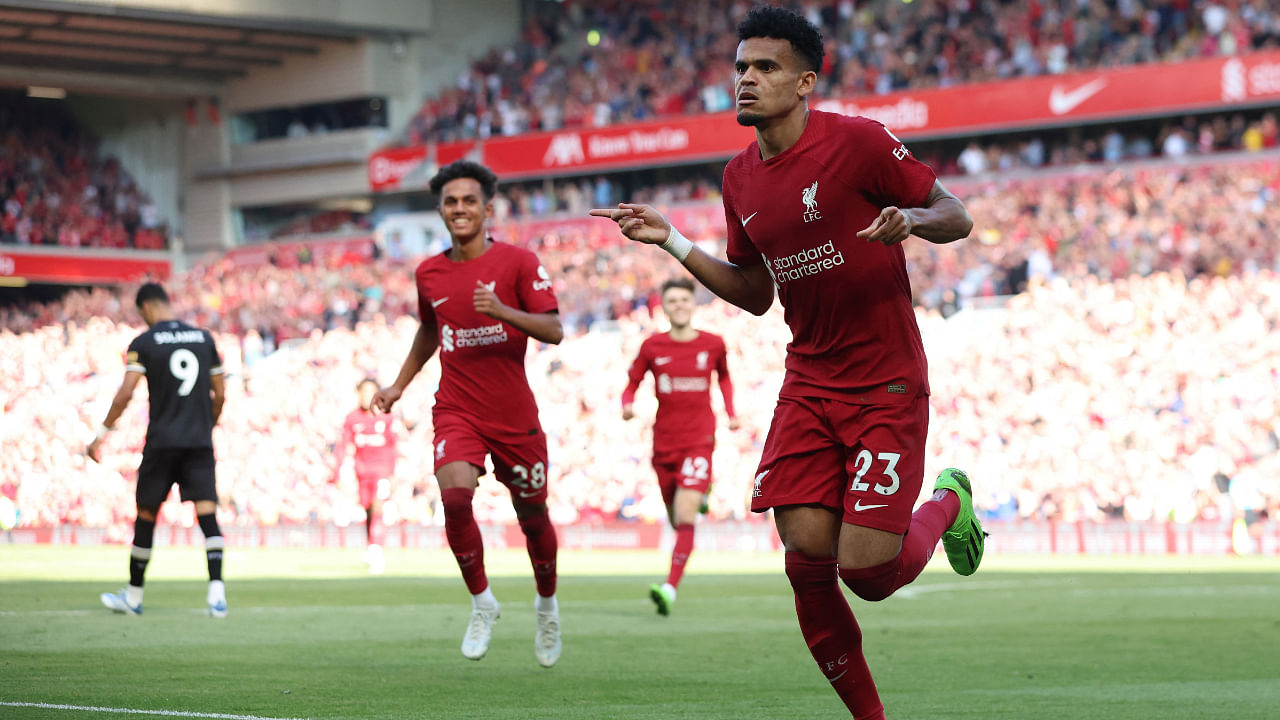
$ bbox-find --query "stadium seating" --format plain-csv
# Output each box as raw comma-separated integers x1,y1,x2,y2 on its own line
2,158,1277,536
0,93,169,250
400,0,1279,144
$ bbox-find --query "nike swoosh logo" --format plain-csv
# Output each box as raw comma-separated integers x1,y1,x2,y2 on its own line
431,297,449,308
853,500,889,512
654,357,672,365
1048,78,1107,115
740,212,758,228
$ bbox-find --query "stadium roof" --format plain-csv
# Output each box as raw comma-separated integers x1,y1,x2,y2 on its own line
0,0,400,92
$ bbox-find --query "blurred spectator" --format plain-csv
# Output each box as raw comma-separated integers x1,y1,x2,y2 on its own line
0,92,169,249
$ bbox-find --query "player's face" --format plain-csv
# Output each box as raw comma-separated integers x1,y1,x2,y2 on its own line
734,37,815,127
438,177,492,243
358,382,377,410
661,288,695,329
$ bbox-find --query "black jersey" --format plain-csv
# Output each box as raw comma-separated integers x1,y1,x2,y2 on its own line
125,320,223,449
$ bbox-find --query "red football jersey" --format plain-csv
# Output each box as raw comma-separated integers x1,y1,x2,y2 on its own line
622,330,735,455
416,240,559,441
339,409,397,480
722,110,937,404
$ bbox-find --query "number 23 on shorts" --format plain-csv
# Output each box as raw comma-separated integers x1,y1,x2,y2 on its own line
849,450,901,496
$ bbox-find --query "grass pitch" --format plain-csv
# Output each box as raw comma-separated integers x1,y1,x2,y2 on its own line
1,546,1278,719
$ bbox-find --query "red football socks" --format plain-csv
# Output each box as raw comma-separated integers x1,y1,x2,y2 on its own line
840,490,960,602
517,510,558,598
441,487,488,594
666,523,695,588
784,552,884,720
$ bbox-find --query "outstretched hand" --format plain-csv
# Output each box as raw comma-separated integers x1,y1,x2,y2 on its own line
857,206,914,245
588,204,671,245
371,386,402,414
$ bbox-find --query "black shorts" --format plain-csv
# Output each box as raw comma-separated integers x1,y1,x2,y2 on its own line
137,447,217,508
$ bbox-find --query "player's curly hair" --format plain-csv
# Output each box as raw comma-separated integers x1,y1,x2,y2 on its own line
737,5,825,75
135,282,170,309
429,160,499,201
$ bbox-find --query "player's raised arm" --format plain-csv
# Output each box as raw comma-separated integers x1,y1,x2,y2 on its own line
589,204,775,316
857,180,973,247
87,369,144,462
472,280,563,345
373,320,440,413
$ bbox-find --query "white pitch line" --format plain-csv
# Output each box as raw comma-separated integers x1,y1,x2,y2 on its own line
0,701,310,720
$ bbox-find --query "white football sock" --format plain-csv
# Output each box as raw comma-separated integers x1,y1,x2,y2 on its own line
472,586,498,610
126,585,144,607
535,594,558,613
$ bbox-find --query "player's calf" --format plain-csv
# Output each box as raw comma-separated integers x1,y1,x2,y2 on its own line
199,513,227,618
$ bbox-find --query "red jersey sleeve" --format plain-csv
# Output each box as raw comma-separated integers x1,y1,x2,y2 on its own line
722,157,765,269
856,119,937,210
622,339,650,407
515,249,559,314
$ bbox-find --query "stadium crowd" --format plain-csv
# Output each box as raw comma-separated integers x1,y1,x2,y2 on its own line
402,0,1280,144
0,93,167,250
2,269,1276,539
3,156,1279,537
2,156,1278,336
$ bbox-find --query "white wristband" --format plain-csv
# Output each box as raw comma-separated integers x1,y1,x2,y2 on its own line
660,226,694,263
95,424,112,441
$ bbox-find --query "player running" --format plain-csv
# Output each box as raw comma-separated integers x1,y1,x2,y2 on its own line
591,7,985,718
621,277,739,616
333,378,401,575
89,283,229,618
373,160,564,668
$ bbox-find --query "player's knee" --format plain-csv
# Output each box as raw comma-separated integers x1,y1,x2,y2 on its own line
136,506,158,522
515,504,550,533
839,570,893,602
441,487,475,521
197,512,221,539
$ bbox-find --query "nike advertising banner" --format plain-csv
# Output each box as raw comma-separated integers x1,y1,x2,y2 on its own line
368,50,1280,191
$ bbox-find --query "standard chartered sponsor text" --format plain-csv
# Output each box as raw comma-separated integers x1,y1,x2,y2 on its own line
771,240,845,283
455,323,509,347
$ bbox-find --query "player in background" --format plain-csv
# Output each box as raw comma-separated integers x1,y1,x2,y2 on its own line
88,283,228,618
591,7,985,718
333,378,401,575
373,160,565,668
622,277,739,615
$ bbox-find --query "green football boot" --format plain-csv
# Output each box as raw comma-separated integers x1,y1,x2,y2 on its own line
934,468,987,576
649,583,675,616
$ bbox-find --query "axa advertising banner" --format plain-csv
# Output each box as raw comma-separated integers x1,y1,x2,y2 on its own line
368,50,1280,191
0,250,170,285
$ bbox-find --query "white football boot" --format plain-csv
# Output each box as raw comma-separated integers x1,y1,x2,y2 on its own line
461,603,500,660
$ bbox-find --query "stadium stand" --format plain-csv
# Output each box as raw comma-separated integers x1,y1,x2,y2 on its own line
399,0,1280,144
2,0,1276,557
2,156,1278,539
0,92,168,250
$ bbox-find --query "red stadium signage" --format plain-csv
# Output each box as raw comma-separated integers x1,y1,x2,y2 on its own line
0,249,170,285
368,50,1280,192
369,114,755,190
813,49,1280,136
